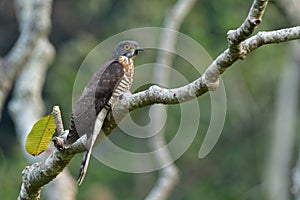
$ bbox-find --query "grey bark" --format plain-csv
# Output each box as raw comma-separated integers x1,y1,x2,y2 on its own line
263,1,300,199
0,0,51,119
145,0,196,199
263,42,300,200
6,0,77,199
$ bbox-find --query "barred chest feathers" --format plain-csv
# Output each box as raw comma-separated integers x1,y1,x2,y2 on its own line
108,56,134,107
118,55,134,84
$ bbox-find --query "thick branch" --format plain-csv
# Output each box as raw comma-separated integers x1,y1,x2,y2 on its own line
145,0,196,199
0,0,52,119
128,26,300,110
264,41,300,200
18,107,79,200
277,1,300,199
293,148,300,200
19,129,85,199
13,0,77,198
18,149,75,200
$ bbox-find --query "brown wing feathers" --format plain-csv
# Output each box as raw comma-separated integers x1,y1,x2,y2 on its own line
66,61,124,146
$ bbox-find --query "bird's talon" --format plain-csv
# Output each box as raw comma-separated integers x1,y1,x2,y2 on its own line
52,136,65,150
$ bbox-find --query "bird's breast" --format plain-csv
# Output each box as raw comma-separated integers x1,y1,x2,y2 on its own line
108,56,135,107
118,56,134,79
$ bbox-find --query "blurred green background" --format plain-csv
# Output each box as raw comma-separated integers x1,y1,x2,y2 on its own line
0,0,298,199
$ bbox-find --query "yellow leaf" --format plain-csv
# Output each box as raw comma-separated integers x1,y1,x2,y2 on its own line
26,114,56,156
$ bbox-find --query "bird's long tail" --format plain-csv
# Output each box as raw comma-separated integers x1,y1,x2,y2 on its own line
77,107,109,185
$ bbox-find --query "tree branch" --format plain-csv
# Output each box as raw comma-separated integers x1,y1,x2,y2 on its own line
0,0,52,120
52,106,65,135
145,0,196,199
227,0,268,45
18,0,300,198
12,0,77,199
18,107,78,200
264,41,300,200
278,0,300,199
127,26,300,110
243,26,300,51
293,148,300,200
18,149,75,200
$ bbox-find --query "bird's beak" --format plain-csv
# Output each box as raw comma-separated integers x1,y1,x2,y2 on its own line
134,46,144,56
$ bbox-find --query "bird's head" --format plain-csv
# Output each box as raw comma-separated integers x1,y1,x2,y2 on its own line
113,40,144,59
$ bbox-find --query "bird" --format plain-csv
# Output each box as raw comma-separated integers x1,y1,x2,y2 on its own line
64,40,143,185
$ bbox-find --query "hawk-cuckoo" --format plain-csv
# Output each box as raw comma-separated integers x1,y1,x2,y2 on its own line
65,40,143,185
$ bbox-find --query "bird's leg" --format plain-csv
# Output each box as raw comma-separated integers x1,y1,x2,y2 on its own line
52,130,69,150
52,137,65,150
111,90,132,110
119,90,132,100
110,90,132,124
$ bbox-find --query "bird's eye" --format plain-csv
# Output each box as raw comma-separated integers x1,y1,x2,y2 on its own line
124,44,131,50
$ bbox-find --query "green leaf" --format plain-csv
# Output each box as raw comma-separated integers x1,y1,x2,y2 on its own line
26,114,56,156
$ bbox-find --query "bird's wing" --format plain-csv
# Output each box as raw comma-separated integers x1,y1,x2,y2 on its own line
66,61,124,145
74,60,125,185
67,61,124,184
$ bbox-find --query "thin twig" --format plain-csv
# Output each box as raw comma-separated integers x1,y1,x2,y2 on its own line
52,106,64,135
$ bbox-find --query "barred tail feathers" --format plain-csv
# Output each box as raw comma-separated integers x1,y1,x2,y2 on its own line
77,150,91,185
76,107,109,185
